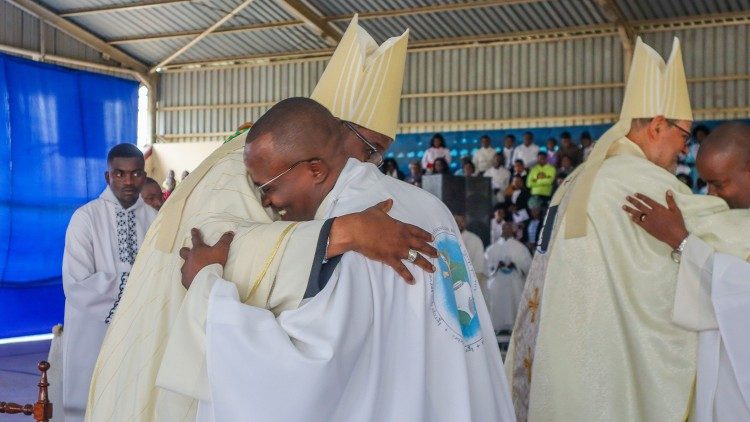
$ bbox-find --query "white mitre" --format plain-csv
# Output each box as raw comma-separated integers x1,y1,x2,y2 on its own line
562,36,693,238
310,14,409,139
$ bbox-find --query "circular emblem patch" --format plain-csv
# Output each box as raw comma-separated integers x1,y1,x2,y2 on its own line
431,229,483,348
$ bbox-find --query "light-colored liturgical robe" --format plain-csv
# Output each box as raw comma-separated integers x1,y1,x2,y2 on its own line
86,136,325,421
162,159,516,421
506,138,750,422
484,237,531,331
673,235,750,422
62,187,156,421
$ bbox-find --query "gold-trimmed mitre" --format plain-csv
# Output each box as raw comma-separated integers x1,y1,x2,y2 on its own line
310,14,409,139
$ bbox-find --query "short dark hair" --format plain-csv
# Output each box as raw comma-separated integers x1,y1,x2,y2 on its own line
523,131,533,138
560,131,571,139
107,143,143,163
431,133,446,147
693,124,710,137
480,135,490,141
514,159,525,165
581,131,592,140
505,134,516,141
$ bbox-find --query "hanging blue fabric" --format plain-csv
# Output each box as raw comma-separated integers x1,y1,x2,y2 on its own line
0,53,138,338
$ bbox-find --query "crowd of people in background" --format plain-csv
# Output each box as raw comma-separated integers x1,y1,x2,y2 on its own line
382,125,711,255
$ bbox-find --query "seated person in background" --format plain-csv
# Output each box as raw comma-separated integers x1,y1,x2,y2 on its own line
545,138,559,167
381,158,404,180
524,203,545,251
459,161,477,177
511,159,528,181
421,133,451,171
527,151,556,204
484,153,511,203
162,170,176,200
558,154,575,174
141,177,165,211
405,159,423,187
430,157,451,175
504,175,530,211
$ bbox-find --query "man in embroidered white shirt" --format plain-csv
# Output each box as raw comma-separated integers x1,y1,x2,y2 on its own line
61,143,157,421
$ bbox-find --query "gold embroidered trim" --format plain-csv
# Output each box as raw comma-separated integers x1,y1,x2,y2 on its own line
242,222,300,303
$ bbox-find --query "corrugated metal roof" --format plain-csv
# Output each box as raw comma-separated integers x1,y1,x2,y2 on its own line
25,0,750,67
615,0,750,21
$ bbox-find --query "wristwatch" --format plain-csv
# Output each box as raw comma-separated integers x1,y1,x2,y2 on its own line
671,236,689,263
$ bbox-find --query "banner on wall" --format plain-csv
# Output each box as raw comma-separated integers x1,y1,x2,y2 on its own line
0,53,139,338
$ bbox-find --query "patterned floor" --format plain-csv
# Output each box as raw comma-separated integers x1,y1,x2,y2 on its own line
0,340,51,420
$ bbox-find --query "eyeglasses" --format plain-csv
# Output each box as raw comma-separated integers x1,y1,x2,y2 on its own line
257,158,318,197
343,121,384,168
668,121,693,145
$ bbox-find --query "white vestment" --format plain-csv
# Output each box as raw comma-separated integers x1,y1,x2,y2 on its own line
168,159,516,421
484,237,531,331
87,137,324,422
62,187,156,421
672,235,750,422
484,166,511,202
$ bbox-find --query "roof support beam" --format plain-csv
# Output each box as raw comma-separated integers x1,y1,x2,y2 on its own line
103,0,556,46
150,0,256,72
276,0,340,45
59,0,191,17
328,0,548,21
593,0,636,77
5,0,149,74
109,20,300,45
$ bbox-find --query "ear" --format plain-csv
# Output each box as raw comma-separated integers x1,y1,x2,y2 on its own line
105,170,111,185
308,159,329,184
650,115,667,135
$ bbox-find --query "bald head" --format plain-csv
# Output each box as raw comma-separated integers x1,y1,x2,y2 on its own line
697,122,750,209
245,97,341,158
244,97,347,220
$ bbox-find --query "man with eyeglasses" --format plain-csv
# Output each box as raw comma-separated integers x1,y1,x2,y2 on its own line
87,16,438,422
60,143,157,421
621,122,750,422
506,37,750,421
176,97,515,421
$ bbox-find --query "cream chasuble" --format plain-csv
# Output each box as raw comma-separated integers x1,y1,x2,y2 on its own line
505,138,750,422
87,15,410,422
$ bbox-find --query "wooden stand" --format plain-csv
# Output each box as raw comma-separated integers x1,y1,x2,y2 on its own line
0,361,53,421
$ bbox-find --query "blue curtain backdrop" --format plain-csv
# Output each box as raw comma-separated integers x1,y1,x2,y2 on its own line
0,53,138,338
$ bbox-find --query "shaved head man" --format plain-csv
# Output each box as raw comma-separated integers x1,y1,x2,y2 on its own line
245,98,347,221
179,97,516,421
696,122,750,208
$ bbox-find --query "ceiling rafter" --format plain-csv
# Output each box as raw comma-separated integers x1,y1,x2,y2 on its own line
276,0,340,45
58,0,192,17
154,9,750,72
109,20,300,45
593,0,635,51
6,0,149,74
327,0,547,21
150,0,257,71
105,0,545,45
